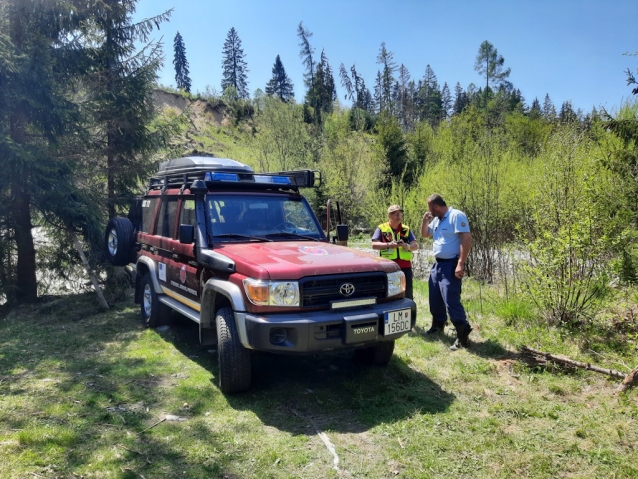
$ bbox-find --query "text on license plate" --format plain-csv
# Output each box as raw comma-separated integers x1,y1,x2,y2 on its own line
384,309,411,335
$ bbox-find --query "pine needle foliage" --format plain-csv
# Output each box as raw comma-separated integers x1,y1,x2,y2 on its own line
221,27,249,99
173,31,191,93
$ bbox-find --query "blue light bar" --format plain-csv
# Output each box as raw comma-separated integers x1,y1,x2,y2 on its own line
254,175,292,185
205,172,239,182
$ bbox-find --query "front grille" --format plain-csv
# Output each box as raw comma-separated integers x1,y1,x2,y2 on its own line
300,272,387,308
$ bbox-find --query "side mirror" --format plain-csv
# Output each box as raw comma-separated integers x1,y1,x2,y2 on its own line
336,224,349,242
179,224,195,244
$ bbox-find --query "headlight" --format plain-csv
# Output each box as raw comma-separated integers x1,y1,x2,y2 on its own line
387,271,405,297
243,278,300,306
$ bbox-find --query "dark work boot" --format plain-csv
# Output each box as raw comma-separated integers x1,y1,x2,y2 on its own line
425,321,446,335
449,324,472,351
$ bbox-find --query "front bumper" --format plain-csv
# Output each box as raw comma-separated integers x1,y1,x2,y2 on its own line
242,298,416,353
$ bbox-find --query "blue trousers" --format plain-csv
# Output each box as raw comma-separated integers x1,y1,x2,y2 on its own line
428,260,470,329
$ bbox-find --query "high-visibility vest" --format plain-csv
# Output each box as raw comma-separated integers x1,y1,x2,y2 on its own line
378,223,413,261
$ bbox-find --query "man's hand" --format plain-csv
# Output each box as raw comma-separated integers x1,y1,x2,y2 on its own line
423,212,433,222
455,263,465,279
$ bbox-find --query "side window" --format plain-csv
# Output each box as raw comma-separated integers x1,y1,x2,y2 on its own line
180,198,197,227
141,198,159,233
156,197,178,238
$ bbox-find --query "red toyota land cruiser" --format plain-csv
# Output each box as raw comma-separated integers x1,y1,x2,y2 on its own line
104,156,417,393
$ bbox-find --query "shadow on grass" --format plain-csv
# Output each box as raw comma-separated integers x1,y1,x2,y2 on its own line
164,314,456,434
413,323,512,359
0,293,454,478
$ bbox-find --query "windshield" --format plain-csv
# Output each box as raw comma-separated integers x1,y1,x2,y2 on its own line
206,193,325,242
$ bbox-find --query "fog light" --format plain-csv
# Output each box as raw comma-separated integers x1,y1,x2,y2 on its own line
270,328,288,345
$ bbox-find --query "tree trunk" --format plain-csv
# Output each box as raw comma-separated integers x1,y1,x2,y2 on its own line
8,0,38,304
12,185,38,304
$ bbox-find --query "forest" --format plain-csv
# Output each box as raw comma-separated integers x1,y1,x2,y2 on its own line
1,0,638,335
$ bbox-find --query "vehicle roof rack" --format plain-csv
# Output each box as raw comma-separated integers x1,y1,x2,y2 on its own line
147,156,321,192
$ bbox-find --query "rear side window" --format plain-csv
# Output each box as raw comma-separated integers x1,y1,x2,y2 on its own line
156,197,178,238
141,198,159,233
180,198,197,227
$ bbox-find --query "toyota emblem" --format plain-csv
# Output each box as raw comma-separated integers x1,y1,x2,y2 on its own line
339,283,355,296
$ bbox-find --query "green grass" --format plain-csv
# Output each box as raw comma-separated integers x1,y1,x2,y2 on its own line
1,282,637,478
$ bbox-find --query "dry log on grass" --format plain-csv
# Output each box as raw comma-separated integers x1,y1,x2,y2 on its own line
615,365,638,395
68,229,109,310
521,346,625,379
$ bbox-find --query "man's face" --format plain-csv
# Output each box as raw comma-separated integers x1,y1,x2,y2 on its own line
388,210,402,225
427,201,441,218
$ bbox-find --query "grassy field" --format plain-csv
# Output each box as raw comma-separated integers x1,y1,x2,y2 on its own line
1,278,637,479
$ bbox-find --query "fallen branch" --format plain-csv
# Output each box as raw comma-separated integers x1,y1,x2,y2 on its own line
615,364,638,395
521,346,625,379
138,417,166,434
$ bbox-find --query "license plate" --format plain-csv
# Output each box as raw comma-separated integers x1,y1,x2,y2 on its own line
384,309,411,335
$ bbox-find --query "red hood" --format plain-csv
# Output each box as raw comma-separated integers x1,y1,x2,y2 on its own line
216,241,398,279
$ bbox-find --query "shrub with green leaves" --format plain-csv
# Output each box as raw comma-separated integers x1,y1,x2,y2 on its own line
518,128,616,325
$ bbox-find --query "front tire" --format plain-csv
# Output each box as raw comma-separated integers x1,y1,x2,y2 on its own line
216,306,251,393
140,273,171,328
355,340,395,365
104,217,134,266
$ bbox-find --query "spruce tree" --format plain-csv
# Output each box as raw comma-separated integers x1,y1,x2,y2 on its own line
453,82,469,115
265,55,294,101
529,97,542,119
376,42,397,114
221,27,249,99
375,112,410,189
352,65,373,113
374,70,384,113
0,0,108,304
173,31,191,93
297,22,320,124
418,65,442,126
339,63,354,102
1,0,83,303
441,82,452,120
559,100,578,123
85,0,172,219
543,94,556,120
312,50,336,122
396,64,412,130
339,63,373,114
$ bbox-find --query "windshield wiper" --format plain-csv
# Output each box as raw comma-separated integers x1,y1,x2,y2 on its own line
212,233,272,242
264,232,320,241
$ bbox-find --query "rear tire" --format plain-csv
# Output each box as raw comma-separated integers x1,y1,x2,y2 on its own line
216,306,251,393
104,217,134,266
355,340,395,365
140,273,171,328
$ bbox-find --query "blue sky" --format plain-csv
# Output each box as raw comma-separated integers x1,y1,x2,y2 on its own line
133,0,638,113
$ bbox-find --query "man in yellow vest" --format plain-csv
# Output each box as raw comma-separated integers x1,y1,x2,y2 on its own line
371,205,418,299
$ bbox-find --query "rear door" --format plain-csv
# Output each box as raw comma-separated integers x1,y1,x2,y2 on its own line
155,196,200,310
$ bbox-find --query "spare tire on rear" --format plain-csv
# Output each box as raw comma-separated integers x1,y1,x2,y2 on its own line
104,217,135,266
